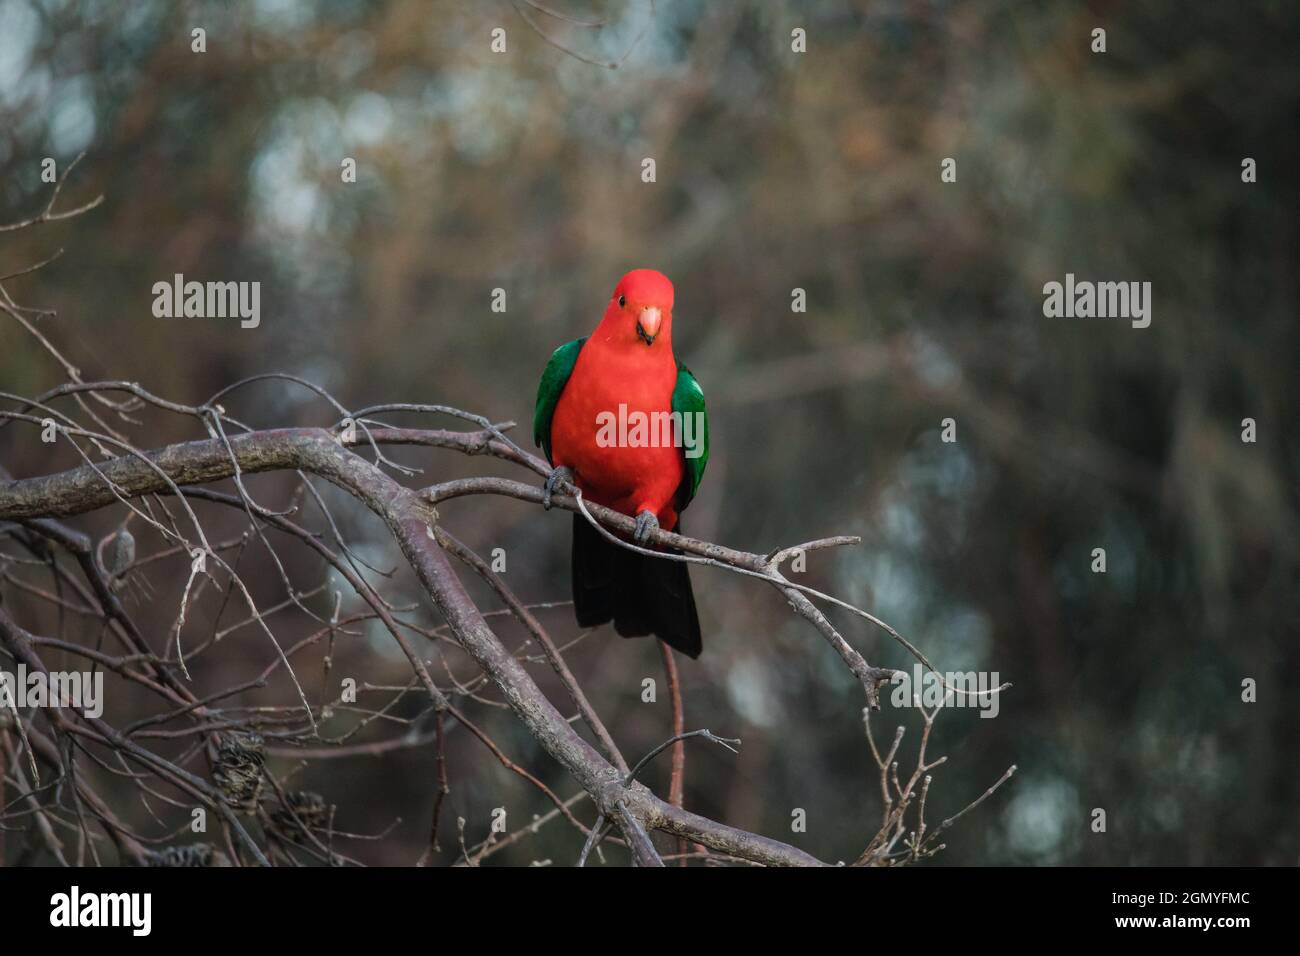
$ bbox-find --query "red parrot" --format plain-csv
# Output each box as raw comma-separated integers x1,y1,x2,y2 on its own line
533,269,709,657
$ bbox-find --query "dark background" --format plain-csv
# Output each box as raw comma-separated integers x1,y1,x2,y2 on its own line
1,0,1295,865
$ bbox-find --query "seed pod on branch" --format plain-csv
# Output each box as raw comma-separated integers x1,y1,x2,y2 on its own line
144,843,231,867
213,732,266,810
100,527,135,577
269,791,332,838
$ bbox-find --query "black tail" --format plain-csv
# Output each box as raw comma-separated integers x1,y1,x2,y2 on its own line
571,514,702,658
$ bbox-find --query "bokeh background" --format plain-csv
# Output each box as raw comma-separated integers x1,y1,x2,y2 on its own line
1,0,1296,865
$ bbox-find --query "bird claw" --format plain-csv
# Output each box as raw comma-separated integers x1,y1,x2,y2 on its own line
633,510,659,545
542,466,574,510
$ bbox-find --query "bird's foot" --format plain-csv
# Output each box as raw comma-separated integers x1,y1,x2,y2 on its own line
633,510,659,545
542,466,574,510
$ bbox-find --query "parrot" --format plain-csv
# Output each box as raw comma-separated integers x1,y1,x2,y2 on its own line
533,269,708,658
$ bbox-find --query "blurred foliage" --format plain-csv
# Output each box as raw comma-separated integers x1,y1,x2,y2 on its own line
0,0,1296,865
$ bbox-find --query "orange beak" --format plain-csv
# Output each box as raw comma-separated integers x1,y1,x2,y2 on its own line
637,307,662,344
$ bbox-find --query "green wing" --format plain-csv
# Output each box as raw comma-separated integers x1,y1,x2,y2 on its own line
673,363,709,511
533,337,586,464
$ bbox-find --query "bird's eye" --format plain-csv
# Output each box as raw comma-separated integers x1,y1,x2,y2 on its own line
618,295,625,307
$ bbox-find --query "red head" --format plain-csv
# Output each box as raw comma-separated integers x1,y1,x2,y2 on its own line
603,269,675,348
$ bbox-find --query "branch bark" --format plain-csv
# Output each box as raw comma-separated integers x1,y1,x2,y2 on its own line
0,425,827,866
